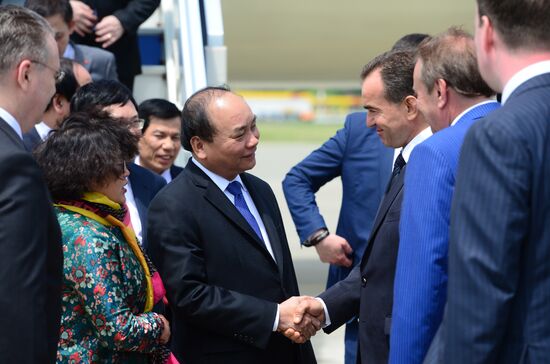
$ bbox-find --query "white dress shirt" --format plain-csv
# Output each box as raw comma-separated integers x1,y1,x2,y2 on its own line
35,121,53,141
124,180,143,245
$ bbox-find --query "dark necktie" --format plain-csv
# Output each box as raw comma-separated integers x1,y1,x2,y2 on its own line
386,152,406,193
226,181,264,241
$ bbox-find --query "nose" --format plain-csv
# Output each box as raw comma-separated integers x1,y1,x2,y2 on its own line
366,113,375,128
122,164,130,178
248,128,260,148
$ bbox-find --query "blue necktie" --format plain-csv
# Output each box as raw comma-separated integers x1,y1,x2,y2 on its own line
226,181,264,241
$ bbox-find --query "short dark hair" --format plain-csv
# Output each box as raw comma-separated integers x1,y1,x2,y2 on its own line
71,79,138,114
0,5,53,75
360,50,416,104
46,58,78,111
392,33,431,51
138,98,182,133
25,0,73,24
477,0,550,50
35,111,139,200
417,27,494,98
181,85,231,152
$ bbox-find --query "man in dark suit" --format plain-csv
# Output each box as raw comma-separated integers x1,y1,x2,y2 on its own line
389,28,499,364
282,112,393,363
70,0,160,90
437,0,550,362
0,6,63,363
137,98,184,183
25,0,118,82
147,86,318,364
71,79,166,250
286,50,431,363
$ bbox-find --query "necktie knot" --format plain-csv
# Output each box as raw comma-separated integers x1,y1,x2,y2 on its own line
393,153,406,174
226,181,243,197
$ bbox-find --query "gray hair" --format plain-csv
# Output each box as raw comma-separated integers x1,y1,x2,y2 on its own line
0,5,54,75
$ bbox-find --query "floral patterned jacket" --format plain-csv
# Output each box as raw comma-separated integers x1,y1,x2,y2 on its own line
55,206,164,363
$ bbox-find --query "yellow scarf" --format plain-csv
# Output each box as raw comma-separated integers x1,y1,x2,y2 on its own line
55,192,154,312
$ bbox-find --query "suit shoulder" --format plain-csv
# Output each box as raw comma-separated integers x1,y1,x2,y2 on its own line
75,44,116,62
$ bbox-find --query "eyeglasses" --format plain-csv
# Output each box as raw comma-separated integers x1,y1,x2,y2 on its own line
30,60,65,83
130,118,145,130
117,161,128,176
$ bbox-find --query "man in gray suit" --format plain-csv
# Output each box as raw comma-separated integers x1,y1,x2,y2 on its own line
440,0,550,362
25,0,118,82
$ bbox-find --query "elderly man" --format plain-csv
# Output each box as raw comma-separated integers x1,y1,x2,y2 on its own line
389,27,498,364
0,5,63,363
440,0,550,362
147,86,318,364
287,50,432,364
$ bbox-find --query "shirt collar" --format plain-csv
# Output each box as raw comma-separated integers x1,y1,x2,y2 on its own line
450,100,498,127
0,107,22,139
501,60,550,104
35,121,53,141
191,158,246,192
400,127,432,163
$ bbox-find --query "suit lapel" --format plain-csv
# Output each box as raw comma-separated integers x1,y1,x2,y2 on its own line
242,174,285,278
369,165,406,241
0,117,25,150
188,163,278,269
127,163,148,221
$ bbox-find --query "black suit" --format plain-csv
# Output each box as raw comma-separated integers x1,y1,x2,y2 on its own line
127,162,165,250
22,125,42,152
71,0,160,89
170,164,183,180
0,118,63,363
319,165,406,364
148,160,316,364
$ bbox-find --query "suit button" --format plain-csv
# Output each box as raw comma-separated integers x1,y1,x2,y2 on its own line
361,277,367,287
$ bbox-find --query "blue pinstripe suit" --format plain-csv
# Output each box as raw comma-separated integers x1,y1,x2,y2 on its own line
389,101,500,364
445,73,550,363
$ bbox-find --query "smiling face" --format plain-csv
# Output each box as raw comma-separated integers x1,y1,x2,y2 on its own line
92,162,130,204
138,116,182,174
195,93,259,180
363,69,413,148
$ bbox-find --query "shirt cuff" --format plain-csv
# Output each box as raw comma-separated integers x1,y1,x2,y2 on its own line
315,297,331,327
272,304,280,331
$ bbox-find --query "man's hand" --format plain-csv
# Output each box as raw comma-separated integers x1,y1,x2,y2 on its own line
70,0,97,36
94,15,125,48
282,297,325,343
315,233,353,267
278,296,324,343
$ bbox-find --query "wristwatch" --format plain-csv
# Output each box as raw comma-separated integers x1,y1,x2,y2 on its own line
302,228,329,247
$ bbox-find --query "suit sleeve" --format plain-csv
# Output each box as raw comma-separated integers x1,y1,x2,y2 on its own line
390,144,453,364
318,264,361,333
113,0,161,34
282,119,349,242
0,151,60,363
445,120,530,363
148,193,278,349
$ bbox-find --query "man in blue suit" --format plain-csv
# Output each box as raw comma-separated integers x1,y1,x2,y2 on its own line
283,112,392,363
389,28,498,364
439,0,550,362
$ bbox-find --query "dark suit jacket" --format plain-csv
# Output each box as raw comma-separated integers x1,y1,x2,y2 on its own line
148,160,316,364
170,164,183,180
71,0,160,87
127,162,165,250
445,73,550,363
283,112,392,288
0,118,63,363
22,125,42,152
72,42,118,82
319,162,407,364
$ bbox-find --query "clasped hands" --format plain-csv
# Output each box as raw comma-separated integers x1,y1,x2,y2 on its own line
277,296,325,344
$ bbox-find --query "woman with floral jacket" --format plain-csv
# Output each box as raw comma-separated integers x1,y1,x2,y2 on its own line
35,111,176,363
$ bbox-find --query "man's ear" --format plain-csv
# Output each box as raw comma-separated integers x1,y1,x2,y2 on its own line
404,95,418,121
16,60,32,90
190,136,207,160
52,94,64,112
435,78,448,109
478,15,494,56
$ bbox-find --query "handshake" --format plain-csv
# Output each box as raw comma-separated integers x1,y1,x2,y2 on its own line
277,296,325,344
